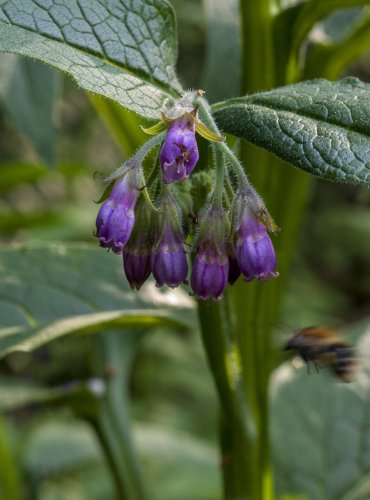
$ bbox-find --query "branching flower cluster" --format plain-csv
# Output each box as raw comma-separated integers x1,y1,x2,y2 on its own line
95,91,279,300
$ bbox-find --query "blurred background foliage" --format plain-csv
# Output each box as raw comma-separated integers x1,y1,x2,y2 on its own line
0,1,370,499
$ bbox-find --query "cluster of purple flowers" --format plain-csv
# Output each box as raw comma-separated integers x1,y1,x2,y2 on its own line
96,100,278,301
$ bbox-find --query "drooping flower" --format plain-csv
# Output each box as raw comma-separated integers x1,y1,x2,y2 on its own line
227,247,241,285
151,191,188,288
190,207,230,301
123,248,151,291
159,115,199,183
191,241,229,300
235,208,278,282
95,171,140,254
123,200,152,290
151,222,188,288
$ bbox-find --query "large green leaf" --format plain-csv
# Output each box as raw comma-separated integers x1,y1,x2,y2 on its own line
0,55,60,167
213,78,370,185
0,243,195,358
0,0,181,119
271,320,370,500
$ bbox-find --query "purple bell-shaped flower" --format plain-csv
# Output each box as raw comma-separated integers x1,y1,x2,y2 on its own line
190,207,230,301
122,199,152,290
235,209,278,282
151,221,188,288
160,115,199,184
123,249,151,291
191,241,229,301
95,172,140,254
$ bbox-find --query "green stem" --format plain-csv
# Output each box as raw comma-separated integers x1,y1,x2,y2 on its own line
91,331,147,500
197,298,258,499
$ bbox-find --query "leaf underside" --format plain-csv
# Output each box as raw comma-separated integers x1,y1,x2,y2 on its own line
0,0,182,119
213,78,370,185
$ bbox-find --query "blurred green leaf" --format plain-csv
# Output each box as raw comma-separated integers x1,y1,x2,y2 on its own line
271,319,370,500
0,163,47,195
0,0,181,119
0,414,22,500
0,376,104,417
202,0,240,103
0,243,195,358
287,0,370,79
0,55,60,167
213,77,370,185
23,418,102,479
304,9,370,80
134,424,220,500
20,413,219,500
0,211,62,234
90,97,148,156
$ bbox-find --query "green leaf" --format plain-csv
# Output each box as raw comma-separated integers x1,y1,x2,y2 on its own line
0,55,60,167
0,243,195,358
134,424,220,500
271,319,370,500
303,10,370,80
288,1,370,74
23,418,102,478
0,0,181,119
213,77,370,185
0,163,47,195
202,0,240,103
0,376,103,417
90,96,148,155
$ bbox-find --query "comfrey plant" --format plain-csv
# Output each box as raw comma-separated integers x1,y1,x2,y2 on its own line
1,0,370,499
95,91,278,299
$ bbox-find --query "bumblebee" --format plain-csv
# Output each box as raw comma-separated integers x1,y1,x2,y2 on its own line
285,326,357,382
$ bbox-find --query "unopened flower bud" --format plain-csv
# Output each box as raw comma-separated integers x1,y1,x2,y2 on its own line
191,241,229,301
151,192,188,288
123,250,151,291
95,172,140,254
191,207,230,301
235,209,278,282
160,115,199,183
151,222,188,288
228,248,241,285
122,199,152,290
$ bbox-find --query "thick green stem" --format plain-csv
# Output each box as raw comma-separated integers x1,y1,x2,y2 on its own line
197,298,258,499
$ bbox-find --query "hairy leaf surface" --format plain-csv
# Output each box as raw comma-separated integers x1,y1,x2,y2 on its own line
0,0,181,119
213,78,370,185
